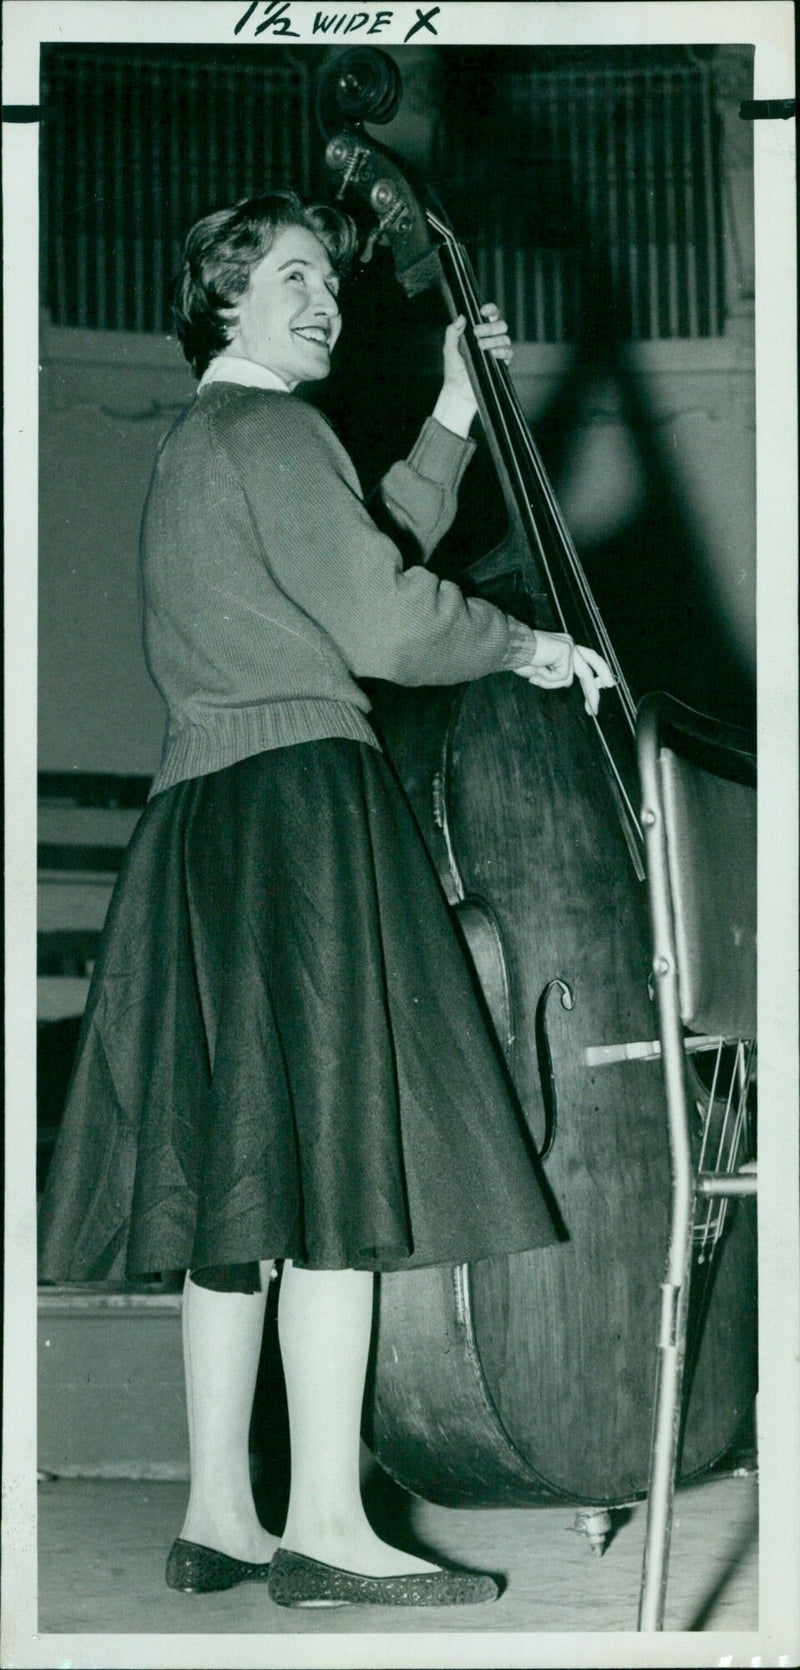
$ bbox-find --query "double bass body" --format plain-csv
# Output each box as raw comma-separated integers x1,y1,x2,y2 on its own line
319,49,757,1509
367,666,755,1506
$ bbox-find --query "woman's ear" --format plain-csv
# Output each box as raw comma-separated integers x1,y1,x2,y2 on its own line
218,304,240,350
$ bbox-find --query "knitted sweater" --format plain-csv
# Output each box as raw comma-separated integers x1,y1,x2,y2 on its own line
142,381,514,797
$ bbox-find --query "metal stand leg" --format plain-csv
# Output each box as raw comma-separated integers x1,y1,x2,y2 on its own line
637,1266,692,1629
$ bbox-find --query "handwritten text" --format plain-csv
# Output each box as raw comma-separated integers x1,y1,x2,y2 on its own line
234,2,441,44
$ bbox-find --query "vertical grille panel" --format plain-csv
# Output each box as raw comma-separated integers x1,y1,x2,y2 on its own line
435,57,725,340
42,49,313,334
42,48,726,341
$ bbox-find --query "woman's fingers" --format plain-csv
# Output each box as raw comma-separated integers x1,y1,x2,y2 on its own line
473,301,513,363
576,645,616,687
512,664,572,690
448,304,512,362
474,325,513,362
573,645,614,716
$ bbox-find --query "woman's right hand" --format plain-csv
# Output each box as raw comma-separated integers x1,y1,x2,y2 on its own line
504,622,614,716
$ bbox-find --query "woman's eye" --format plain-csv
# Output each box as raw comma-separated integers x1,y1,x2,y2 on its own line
287,270,306,285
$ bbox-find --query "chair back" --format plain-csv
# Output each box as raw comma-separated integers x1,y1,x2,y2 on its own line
638,694,757,1037
635,693,757,1636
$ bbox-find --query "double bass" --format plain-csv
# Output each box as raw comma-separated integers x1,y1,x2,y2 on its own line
316,50,757,1515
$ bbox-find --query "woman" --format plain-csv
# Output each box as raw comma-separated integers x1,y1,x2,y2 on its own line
39,191,613,1609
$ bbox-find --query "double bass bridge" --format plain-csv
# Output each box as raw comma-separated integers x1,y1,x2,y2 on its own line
583,1035,743,1067
584,1035,757,1256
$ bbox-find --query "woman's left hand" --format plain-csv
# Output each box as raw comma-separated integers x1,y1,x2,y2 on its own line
444,302,513,391
434,303,513,437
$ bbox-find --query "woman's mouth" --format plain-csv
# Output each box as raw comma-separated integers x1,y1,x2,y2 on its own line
292,326,330,348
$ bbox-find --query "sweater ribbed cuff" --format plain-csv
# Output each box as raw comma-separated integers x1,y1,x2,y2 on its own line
407,416,476,496
499,619,538,671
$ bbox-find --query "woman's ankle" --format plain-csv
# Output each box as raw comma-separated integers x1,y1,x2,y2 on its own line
179,1517,278,1562
279,1513,439,1577
180,1490,278,1560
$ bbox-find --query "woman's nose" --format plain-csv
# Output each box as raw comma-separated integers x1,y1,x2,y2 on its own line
313,285,339,318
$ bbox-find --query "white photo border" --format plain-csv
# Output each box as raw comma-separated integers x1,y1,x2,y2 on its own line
3,3,797,1666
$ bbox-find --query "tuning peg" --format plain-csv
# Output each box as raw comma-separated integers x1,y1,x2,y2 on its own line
371,178,396,214
325,136,351,171
358,179,412,263
325,134,371,202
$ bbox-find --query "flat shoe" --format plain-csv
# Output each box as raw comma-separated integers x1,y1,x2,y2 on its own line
267,1547,500,1608
166,1537,271,1594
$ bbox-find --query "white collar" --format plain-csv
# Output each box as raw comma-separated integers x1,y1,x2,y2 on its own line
198,356,291,395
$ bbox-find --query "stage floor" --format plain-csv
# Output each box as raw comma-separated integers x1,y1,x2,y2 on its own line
36,1465,758,1636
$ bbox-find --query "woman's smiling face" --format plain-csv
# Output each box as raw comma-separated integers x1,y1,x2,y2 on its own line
224,224,343,389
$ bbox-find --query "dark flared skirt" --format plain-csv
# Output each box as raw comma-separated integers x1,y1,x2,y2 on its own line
39,739,557,1287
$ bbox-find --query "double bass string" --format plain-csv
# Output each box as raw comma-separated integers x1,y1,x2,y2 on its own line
442,224,644,851
428,212,636,725
680,1039,756,1423
695,1039,756,1260
427,211,644,853
427,213,573,625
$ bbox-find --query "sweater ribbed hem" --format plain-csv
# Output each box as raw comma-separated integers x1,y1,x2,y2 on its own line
149,700,380,799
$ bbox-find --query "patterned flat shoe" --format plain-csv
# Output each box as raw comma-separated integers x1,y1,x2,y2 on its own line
267,1548,500,1608
165,1537,272,1594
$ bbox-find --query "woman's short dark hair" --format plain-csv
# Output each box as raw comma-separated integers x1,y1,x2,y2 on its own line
174,190,358,379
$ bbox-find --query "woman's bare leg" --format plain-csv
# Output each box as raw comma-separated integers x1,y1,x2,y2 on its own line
179,1263,278,1562
277,1262,438,1576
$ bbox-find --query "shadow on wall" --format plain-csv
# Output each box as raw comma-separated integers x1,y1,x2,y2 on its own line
535,252,756,727
316,241,755,728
